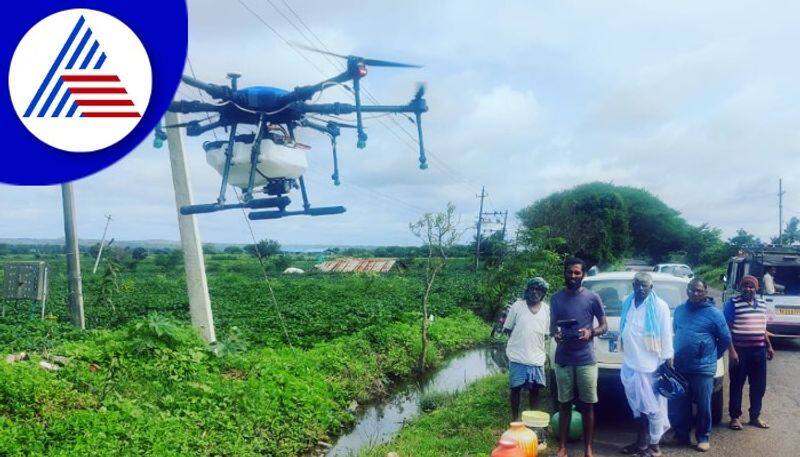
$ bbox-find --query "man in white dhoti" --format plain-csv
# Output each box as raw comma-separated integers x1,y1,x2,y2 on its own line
619,272,674,457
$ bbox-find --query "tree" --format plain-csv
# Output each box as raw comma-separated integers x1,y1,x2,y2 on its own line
88,243,102,258
470,231,507,268
203,244,218,255
131,247,148,261
245,239,281,258
518,182,729,266
782,217,800,245
476,226,565,321
154,250,183,271
729,229,763,251
223,246,243,254
518,182,630,266
410,202,462,372
272,255,290,272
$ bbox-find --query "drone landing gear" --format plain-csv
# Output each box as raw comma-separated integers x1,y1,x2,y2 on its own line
180,196,290,215
248,176,346,220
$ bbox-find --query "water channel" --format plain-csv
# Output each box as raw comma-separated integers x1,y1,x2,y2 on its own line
326,345,507,456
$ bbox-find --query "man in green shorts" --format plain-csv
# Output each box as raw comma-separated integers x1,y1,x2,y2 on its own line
550,257,608,457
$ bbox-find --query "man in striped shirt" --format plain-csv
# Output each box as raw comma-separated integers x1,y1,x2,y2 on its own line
723,275,775,431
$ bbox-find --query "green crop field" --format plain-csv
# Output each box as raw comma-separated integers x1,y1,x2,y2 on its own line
0,253,493,456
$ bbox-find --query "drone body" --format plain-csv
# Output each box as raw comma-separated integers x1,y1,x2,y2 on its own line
155,50,428,221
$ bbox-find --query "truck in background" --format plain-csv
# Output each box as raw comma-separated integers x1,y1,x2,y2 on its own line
723,246,800,338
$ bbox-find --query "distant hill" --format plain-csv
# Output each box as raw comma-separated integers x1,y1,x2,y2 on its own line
0,238,381,253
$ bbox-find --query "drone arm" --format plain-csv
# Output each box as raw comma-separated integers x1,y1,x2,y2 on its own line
180,75,236,101
300,98,429,169
282,70,353,104
298,118,329,133
168,100,224,114
300,102,419,114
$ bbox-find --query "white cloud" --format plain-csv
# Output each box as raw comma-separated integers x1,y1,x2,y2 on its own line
2,0,799,246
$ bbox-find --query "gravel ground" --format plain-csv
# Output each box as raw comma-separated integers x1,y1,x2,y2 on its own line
559,289,800,457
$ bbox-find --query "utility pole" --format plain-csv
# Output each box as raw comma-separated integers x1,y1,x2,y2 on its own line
92,214,113,274
475,186,486,271
779,178,785,246
165,111,217,344
61,183,85,329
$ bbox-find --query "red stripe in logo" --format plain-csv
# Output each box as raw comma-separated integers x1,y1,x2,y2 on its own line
76,99,135,106
61,75,120,82
69,87,128,94
81,112,141,118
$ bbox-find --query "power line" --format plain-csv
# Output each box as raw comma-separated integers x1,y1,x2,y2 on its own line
236,0,330,77
264,0,344,72
233,189,294,348
230,0,445,216
255,0,481,197
185,57,219,141
303,167,434,215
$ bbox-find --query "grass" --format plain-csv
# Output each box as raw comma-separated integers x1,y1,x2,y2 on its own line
0,311,491,456
361,374,554,457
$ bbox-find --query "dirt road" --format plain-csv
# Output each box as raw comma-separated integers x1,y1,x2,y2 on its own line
570,337,800,457
559,289,800,456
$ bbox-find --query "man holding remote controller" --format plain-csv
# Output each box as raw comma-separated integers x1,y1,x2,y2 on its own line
550,257,608,457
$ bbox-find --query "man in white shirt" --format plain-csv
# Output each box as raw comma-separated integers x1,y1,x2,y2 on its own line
619,272,673,456
503,277,551,421
763,267,784,295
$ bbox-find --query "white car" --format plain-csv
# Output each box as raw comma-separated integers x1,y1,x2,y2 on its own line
653,263,694,278
548,271,725,424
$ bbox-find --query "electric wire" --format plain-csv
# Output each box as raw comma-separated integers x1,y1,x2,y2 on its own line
186,57,220,141
256,0,482,197
232,0,437,216
233,188,295,349
301,165,435,215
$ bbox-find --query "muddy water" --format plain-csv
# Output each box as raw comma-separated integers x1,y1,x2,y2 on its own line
326,346,507,456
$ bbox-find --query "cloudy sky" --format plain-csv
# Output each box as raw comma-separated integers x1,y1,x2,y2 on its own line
2,0,799,246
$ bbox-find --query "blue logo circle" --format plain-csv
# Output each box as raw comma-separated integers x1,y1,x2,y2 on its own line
2,1,187,185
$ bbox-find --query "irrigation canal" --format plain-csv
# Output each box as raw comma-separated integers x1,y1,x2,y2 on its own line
325,346,507,456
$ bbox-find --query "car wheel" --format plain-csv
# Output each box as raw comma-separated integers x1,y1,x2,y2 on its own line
711,384,723,425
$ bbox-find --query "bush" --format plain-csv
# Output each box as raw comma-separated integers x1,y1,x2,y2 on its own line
0,313,490,456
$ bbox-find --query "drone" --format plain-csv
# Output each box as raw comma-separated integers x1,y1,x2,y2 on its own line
153,47,428,220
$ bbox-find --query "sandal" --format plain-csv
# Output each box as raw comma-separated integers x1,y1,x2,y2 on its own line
620,443,647,454
729,418,743,430
749,418,770,429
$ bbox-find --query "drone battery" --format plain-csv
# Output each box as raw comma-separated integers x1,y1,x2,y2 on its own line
205,139,308,188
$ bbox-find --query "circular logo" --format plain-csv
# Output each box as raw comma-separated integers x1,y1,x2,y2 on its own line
8,9,152,152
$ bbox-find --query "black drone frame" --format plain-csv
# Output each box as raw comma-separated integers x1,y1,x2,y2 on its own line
159,53,428,220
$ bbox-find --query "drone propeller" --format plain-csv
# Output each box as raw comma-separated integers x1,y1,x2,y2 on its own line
292,43,422,68
414,83,426,101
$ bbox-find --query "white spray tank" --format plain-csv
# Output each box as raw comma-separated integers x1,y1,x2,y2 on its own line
204,136,308,189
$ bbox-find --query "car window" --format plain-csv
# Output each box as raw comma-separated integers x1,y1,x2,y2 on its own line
674,266,692,275
584,279,688,316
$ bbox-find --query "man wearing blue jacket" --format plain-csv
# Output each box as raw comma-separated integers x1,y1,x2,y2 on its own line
667,278,731,452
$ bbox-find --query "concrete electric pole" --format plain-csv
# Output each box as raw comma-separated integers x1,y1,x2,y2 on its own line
475,186,486,271
61,183,85,329
165,111,217,344
92,214,113,274
779,179,785,246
